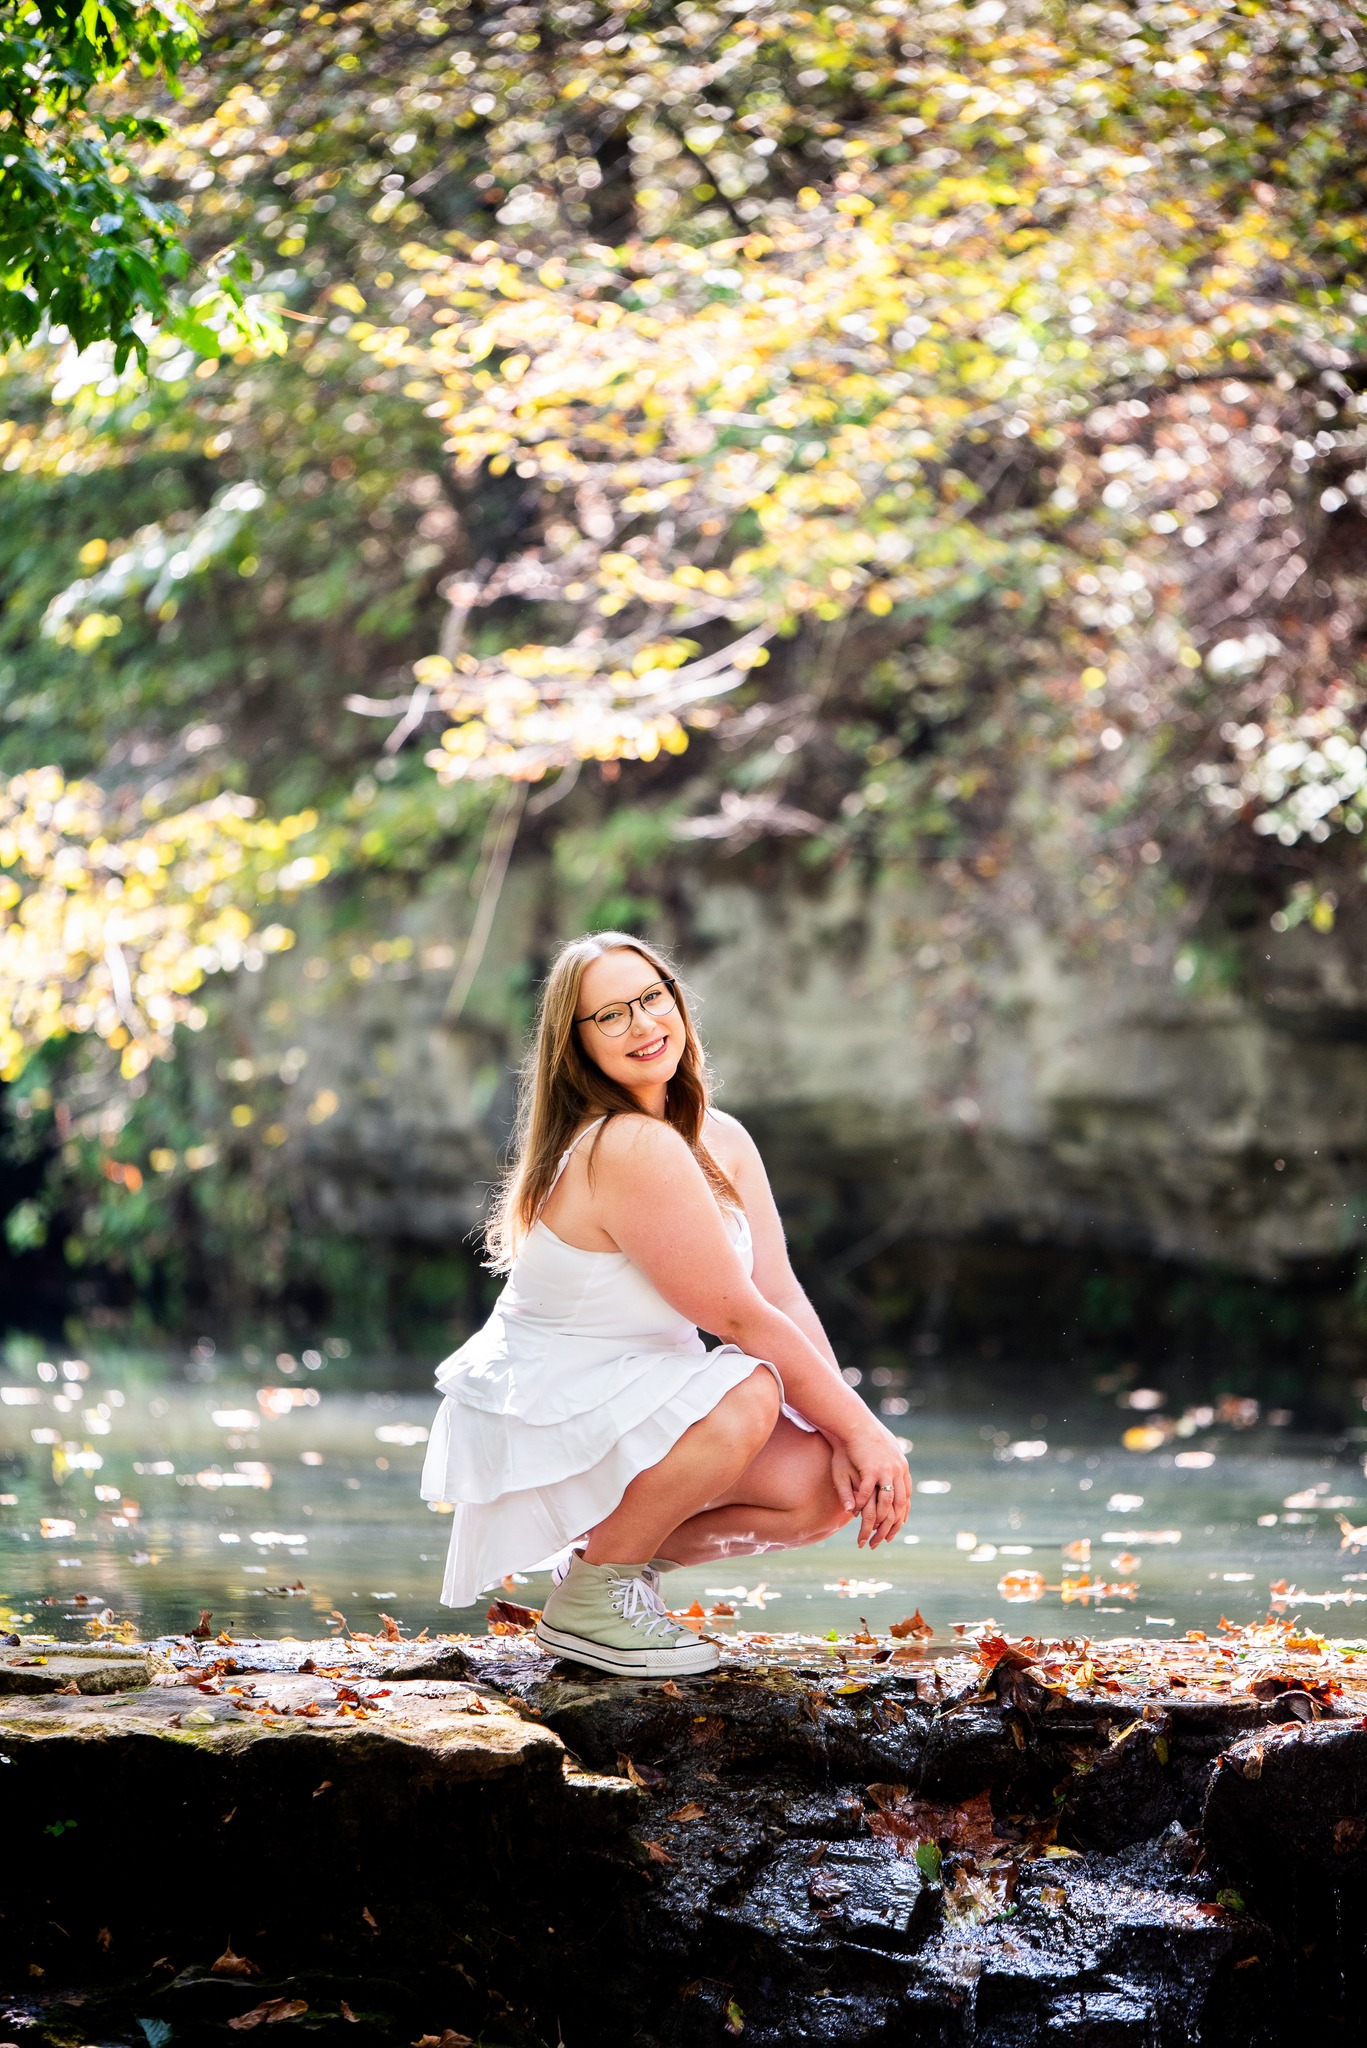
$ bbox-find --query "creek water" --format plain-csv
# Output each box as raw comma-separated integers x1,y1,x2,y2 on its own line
2,1351,1365,1645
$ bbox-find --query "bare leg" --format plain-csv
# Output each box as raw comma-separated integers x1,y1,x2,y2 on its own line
659,1415,853,1567
582,1368,781,1565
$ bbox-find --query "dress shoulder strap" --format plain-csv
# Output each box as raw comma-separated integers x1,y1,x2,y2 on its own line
540,1115,608,1209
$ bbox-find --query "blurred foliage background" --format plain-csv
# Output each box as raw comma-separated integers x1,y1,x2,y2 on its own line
5,0,1367,1361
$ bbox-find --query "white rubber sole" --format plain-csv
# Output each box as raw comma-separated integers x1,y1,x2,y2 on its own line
534,1616,720,1677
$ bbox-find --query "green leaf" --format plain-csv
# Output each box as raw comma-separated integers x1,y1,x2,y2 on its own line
915,1841,943,1881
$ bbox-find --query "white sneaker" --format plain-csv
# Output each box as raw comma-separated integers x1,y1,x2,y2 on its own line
535,1557,719,1678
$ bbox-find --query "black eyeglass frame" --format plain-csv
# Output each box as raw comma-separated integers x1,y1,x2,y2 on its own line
574,977,680,1036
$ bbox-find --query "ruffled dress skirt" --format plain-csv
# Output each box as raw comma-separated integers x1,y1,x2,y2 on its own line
420,1217,790,1609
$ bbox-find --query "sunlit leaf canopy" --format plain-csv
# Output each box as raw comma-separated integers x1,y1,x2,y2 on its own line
0,767,325,1080
0,0,285,363
6,0,1367,1091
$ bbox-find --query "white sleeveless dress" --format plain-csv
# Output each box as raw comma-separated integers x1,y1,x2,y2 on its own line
420,1117,800,1608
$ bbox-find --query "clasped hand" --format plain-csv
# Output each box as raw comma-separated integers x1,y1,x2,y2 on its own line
829,1423,912,1548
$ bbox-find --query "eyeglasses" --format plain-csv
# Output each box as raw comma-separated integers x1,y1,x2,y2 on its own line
575,978,679,1038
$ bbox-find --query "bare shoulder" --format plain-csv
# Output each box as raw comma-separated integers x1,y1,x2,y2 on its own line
592,1112,696,1177
704,1106,770,1189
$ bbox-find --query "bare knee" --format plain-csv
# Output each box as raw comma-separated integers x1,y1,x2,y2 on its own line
728,1366,781,1451
799,1469,857,1546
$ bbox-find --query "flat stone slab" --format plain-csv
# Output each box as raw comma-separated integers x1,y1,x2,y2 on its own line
0,1650,150,1696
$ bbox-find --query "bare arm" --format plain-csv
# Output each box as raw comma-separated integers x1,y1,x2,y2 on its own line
590,1117,908,1541
708,1110,840,1371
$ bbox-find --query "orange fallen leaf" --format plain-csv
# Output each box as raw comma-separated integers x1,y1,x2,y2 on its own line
889,1611,933,1641
667,1801,706,1823
644,1838,677,1864
486,1598,541,1632
411,2034,473,2048
659,1679,683,1698
362,1906,379,1931
339,2002,359,2023
211,1947,260,1978
227,1998,309,2029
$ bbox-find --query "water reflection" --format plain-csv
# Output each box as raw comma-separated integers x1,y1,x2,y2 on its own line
1,1356,1365,1643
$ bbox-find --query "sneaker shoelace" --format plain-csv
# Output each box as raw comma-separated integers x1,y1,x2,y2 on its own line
610,1572,677,1640
553,1552,662,1598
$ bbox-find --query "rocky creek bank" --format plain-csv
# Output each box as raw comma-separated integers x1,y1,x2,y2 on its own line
0,1622,1363,2047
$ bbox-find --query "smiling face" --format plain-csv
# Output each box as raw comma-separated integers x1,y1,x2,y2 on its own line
575,946,687,1109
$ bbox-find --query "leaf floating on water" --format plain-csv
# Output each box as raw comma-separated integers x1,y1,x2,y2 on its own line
889,1610,933,1641
666,1801,706,1823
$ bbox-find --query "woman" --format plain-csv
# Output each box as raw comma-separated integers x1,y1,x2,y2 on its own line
421,931,911,1677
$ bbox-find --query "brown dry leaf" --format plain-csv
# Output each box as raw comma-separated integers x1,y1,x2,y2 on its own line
485,1598,541,1632
339,2002,359,2023
378,1614,403,1642
618,1755,666,1789
889,1611,933,1641
659,1679,684,1699
362,1906,379,1931
227,1998,309,2029
667,1801,706,1823
411,2033,474,2048
211,1947,260,1978
643,1838,677,1865
865,1783,910,1814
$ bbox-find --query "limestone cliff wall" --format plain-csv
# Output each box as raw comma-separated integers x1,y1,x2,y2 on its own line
226,860,1367,1289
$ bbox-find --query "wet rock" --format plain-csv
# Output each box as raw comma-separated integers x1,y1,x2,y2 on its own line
0,1635,1362,2046
1057,1720,1180,1853
0,1649,149,1696
1204,1722,1367,1890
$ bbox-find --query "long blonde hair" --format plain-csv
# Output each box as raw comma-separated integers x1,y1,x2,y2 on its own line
484,930,740,1270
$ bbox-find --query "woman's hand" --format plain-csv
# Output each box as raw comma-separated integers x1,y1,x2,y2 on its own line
830,1422,911,1548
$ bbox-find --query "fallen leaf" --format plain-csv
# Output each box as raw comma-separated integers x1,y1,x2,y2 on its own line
378,1613,403,1642
659,1679,683,1699
190,1610,214,1639
411,2033,473,2048
313,1781,333,1798
724,1999,745,2037
227,1998,309,2029
362,1906,379,1931
211,1947,260,1978
667,1801,706,1823
643,1838,677,1865
618,1755,667,1788
485,1598,540,1632
339,2002,359,2023
865,1783,910,1813
889,1611,933,1641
